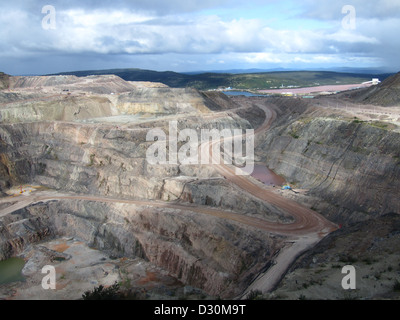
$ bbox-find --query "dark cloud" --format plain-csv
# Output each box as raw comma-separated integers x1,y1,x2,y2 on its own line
9,0,232,15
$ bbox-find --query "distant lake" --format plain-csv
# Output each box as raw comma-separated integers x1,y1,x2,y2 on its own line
223,91,268,97
0,257,26,284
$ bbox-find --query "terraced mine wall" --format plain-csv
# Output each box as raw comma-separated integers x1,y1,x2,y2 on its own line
2,75,399,298
2,95,399,225
254,98,400,224
0,199,282,298
0,113,253,199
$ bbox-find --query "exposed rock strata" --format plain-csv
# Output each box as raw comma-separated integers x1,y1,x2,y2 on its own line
0,112,253,200
2,74,399,300
162,177,293,223
251,97,400,224
0,200,284,297
271,213,400,300
348,71,400,106
0,72,9,90
116,87,212,114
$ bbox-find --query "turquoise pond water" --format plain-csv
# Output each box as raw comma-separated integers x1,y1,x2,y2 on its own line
0,257,26,285
223,91,269,97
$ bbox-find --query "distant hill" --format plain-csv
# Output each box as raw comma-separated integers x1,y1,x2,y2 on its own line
184,67,390,75
347,71,400,106
53,68,193,88
52,69,393,91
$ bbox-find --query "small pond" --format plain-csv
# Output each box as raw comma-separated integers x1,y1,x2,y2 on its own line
0,257,26,285
243,164,286,186
223,91,269,97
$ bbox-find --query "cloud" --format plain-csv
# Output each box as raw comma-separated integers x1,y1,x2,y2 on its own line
244,53,283,64
4,0,235,16
299,0,400,20
2,8,381,56
0,0,399,74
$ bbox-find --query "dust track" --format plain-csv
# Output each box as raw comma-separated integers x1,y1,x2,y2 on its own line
0,97,338,297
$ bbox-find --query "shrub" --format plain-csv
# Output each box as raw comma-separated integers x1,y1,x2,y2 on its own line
393,280,400,292
82,282,121,300
289,132,299,139
246,290,263,300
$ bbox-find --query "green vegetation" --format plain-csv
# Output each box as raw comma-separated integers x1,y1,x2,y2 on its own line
88,153,95,166
246,289,263,300
339,255,358,263
82,282,121,300
81,282,158,300
362,257,374,265
54,69,386,91
52,256,66,262
350,118,396,131
0,72,10,90
393,280,400,292
302,278,324,289
369,121,388,129
37,162,47,175
289,132,300,139
367,121,397,131
298,117,313,125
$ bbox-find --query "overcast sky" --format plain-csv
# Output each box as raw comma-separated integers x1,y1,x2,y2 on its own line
1,0,400,75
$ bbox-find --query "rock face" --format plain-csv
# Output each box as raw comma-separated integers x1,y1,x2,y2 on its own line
349,72,400,106
255,97,400,224
0,113,252,200
1,75,287,297
0,73,9,90
162,177,293,223
8,74,137,94
0,74,254,201
0,74,227,123
272,213,400,300
0,199,283,298
116,87,212,114
0,205,52,261
2,73,399,299
0,95,115,123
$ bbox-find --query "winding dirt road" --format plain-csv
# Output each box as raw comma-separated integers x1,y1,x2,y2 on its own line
202,100,338,297
204,102,337,236
1,102,337,236
0,190,334,237
0,99,338,296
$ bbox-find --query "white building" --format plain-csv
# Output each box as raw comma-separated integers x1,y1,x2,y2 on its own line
372,78,381,85
362,78,381,85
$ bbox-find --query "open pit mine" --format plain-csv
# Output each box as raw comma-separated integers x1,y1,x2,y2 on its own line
0,71,399,300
